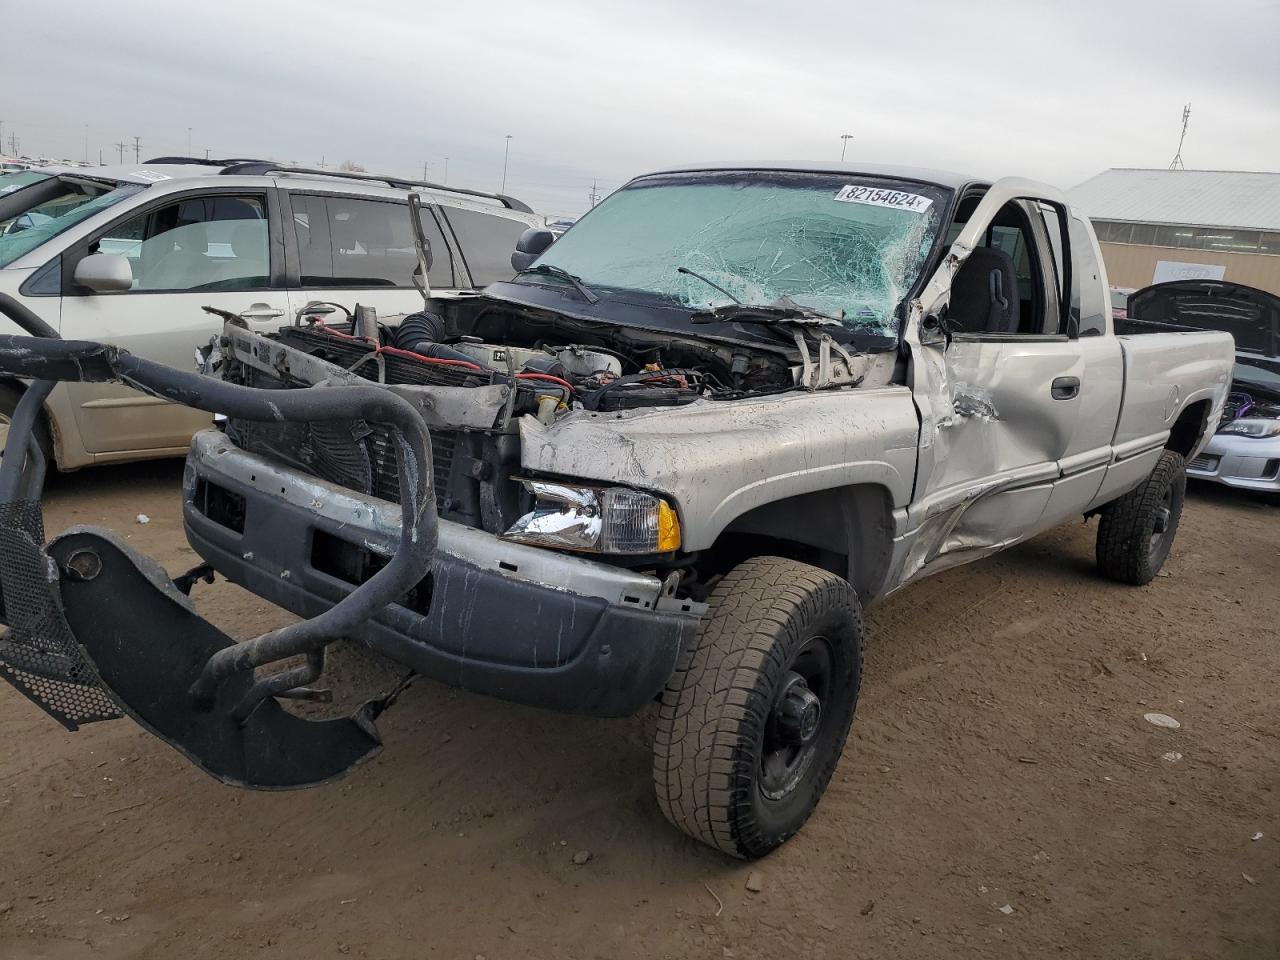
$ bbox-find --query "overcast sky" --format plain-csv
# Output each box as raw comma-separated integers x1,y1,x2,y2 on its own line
6,0,1278,216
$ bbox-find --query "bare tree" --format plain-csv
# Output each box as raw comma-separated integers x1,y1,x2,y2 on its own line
337,160,367,173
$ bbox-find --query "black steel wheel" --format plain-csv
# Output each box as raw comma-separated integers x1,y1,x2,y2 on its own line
653,556,863,859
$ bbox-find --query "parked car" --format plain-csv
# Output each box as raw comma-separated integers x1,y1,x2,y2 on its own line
0,158,542,472
0,163,1234,860
1122,280,1280,498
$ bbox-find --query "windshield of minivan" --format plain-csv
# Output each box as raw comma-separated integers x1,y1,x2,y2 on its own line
521,172,950,337
0,176,143,268
0,170,50,196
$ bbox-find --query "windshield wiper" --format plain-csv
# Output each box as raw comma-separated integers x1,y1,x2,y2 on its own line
516,263,600,304
677,266,741,304
691,298,844,327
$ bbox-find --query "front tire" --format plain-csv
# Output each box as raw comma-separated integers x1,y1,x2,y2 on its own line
652,557,863,859
1096,449,1186,585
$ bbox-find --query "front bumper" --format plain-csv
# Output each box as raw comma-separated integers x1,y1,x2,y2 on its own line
182,431,703,717
1187,432,1280,493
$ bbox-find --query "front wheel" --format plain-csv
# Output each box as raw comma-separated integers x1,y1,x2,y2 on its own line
652,556,863,859
1096,449,1186,585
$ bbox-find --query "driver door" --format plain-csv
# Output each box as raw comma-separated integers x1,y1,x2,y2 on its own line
58,188,288,454
901,178,1121,582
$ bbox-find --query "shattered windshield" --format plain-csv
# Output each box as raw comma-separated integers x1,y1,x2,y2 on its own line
526,171,950,337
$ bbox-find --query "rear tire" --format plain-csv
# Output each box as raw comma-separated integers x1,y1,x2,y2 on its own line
652,556,863,859
1096,449,1186,585
0,384,54,492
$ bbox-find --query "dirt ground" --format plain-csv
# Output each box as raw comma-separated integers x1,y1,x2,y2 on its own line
1,461,1277,960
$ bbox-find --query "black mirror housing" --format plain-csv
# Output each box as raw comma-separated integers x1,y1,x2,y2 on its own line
511,228,555,272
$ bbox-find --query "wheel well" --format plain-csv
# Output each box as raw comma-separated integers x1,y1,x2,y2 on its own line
699,484,896,600
1166,399,1211,458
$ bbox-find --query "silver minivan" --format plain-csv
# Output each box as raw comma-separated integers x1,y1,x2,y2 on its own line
0,159,542,470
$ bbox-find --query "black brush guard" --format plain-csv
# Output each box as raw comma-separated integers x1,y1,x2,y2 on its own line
0,295,437,788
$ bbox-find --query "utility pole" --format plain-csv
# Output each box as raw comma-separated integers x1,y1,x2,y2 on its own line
422,160,429,180
132,136,141,163
501,135,512,193
0,120,4,155
588,179,600,208
98,148,103,166
1169,103,1190,170
84,124,89,163
840,133,853,162
115,140,127,163
7,133,18,156
443,156,449,184
205,147,210,160
187,127,192,155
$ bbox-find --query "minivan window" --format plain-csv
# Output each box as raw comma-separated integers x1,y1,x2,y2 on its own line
0,177,143,268
292,195,450,288
442,208,529,286
89,194,270,292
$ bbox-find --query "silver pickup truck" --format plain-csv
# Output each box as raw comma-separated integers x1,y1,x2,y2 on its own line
0,163,1234,859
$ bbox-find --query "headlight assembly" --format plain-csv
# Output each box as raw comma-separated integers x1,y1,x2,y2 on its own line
1218,418,1280,438
502,480,681,554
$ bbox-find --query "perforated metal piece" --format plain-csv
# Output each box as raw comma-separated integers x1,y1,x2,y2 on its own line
0,499,121,730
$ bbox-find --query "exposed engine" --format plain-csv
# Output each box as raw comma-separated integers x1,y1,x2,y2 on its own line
217,300,802,540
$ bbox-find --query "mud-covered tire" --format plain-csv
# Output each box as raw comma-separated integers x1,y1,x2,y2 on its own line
0,384,54,490
1096,449,1186,585
652,556,863,859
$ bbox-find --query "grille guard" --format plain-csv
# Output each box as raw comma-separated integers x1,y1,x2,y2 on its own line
0,295,437,787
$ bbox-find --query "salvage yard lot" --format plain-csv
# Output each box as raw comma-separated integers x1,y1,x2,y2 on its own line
2,463,1277,960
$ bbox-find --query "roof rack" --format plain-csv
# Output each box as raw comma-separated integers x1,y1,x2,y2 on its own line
144,156,271,167
142,157,533,213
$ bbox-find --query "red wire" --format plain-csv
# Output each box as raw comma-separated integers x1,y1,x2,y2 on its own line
377,344,487,371
312,321,575,391
514,371,577,393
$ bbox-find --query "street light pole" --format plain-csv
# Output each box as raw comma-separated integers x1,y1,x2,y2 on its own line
501,135,512,193
443,156,449,184
840,133,853,162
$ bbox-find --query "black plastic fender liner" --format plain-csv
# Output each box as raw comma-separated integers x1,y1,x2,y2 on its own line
48,529,389,789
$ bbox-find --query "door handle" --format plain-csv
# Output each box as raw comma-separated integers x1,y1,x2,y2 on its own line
1051,376,1081,400
240,303,284,320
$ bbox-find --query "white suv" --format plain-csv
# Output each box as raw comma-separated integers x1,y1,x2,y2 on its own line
0,159,543,471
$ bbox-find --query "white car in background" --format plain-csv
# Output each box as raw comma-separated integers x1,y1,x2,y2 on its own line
0,159,543,472
1122,279,1280,500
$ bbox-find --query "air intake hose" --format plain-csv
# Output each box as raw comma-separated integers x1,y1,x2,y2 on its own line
390,311,478,365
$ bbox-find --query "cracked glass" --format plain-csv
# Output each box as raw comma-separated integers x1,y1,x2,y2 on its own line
533,172,950,337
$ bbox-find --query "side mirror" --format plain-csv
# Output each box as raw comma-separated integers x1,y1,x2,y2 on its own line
510,228,555,273
74,253,133,293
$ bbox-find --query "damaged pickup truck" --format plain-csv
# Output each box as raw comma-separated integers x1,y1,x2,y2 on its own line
0,164,1235,859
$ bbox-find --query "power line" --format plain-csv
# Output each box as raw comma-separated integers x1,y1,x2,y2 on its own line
1169,103,1190,171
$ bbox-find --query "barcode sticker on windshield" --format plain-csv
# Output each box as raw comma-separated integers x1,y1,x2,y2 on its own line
833,185,932,213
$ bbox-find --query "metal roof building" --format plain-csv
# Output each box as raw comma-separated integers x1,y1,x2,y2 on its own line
1067,169,1280,295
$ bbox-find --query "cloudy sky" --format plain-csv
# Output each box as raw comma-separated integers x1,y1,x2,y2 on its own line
7,0,1278,215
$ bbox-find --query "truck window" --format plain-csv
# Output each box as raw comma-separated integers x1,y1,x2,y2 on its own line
292,195,451,289
1067,216,1106,336
89,194,270,292
441,208,529,286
